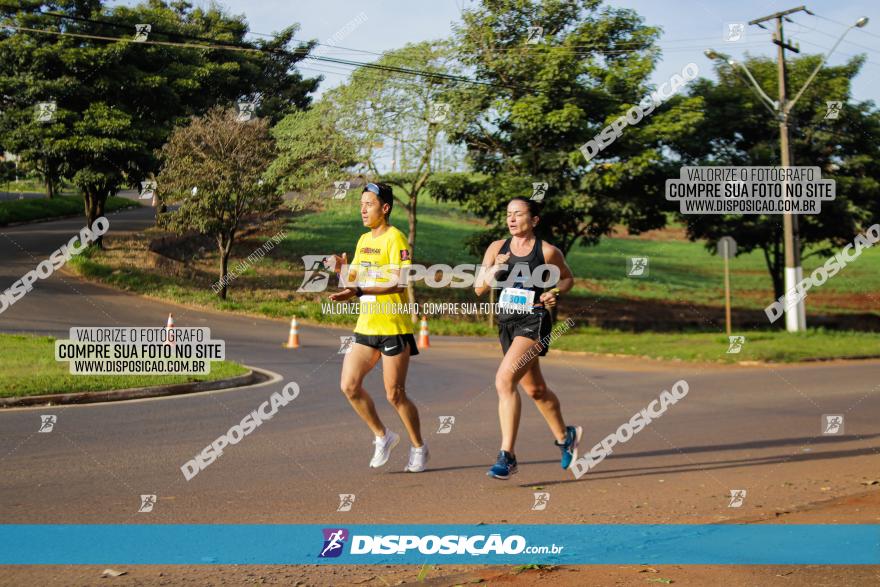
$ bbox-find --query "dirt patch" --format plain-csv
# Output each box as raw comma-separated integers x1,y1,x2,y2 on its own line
612,224,689,242
4,560,877,585
559,292,880,332
5,494,878,584
79,209,880,333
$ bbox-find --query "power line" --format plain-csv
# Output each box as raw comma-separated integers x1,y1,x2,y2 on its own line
2,20,694,109
812,12,880,41
10,10,876,137
786,17,880,57
242,20,774,59
26,11,526,93
10,20,871,126
794,37,880,70
5,21,520,91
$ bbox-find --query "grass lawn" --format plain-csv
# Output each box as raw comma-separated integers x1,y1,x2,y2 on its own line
565,234,880,314
284,196,482,267
0,194,138,226
553,327,880,363
0,333,250,398
289,197,880,314
0,178,76,195
64,194,879,363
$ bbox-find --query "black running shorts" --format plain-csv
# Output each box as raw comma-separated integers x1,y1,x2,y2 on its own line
354,333,420,357
498,308,552,357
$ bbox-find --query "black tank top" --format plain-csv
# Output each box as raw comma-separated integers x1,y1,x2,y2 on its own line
494,237,548,321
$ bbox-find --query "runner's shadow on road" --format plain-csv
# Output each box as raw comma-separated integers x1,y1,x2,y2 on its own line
394,460,560,475
381,435,879,478
519,442,880,488
589,433,880,460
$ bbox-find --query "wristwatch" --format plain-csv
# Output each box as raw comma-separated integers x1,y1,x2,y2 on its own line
355,286,364,297
550,287,561,297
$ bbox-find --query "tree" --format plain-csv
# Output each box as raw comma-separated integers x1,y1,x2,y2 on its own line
264,100,358,209
325,41,454,253
157,107,280,299
669,54,880,299
0,159,15,187
0,0,75,198
437,0,702,255
0,0,318,239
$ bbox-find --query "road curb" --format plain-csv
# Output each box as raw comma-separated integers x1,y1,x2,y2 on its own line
0,366,271,408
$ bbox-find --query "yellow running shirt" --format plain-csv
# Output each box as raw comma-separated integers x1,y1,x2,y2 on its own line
349,226,414,335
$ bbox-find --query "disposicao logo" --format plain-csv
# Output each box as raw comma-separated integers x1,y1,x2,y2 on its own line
319,528,349,558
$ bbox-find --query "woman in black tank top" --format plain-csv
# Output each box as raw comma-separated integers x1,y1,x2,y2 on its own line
493,235,548,323
474,197,583,480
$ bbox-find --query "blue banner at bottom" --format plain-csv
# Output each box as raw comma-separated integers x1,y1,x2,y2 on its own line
2,524,878,565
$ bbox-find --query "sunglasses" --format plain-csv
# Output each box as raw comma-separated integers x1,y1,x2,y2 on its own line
364,182,380,195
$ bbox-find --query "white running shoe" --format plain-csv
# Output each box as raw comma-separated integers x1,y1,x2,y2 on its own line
404,444,430,473
369,429,400,468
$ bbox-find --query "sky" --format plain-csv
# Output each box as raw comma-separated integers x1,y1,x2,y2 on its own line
122,0,880,103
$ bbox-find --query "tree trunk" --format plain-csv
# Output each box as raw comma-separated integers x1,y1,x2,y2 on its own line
407,199,418,325
82,189,107,248
407,198,417,251
83,191,92,225
84,191,96,234
219,246,230,300
558,232,575,257
41,157,57,199
217,232,235,300
93,195,106,248
762,239,784,326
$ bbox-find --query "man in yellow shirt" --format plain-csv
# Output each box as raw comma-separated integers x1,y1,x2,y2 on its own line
324,182,428,472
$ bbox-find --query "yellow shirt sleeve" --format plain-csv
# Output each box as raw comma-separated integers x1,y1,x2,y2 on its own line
387,230,412,269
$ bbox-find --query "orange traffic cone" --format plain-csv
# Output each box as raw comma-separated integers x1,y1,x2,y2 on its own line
283,317,300,349
165,313,176,345
418,315,430,349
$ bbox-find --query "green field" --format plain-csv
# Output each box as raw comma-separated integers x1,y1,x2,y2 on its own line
65,194,880,363
285,196,482,267
553,327,880,363
0,333,250,398
0,178,76,195
0,194,138,226
286,196,880,312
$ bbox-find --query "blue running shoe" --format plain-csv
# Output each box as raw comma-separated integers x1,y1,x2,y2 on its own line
556,425,583,470
487,450,518,479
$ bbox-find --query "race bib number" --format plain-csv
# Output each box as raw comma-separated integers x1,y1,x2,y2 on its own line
498,287,535,313
359,263,378,301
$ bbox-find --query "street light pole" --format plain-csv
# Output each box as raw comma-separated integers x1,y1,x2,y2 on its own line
750,6,808,332
706,8,869,333
771,11,806,331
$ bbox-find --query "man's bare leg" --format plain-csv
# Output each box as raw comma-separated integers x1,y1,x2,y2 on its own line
381,347,423,447
340,343,384,436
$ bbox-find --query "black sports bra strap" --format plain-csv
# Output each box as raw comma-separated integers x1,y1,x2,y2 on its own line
501,237,542,260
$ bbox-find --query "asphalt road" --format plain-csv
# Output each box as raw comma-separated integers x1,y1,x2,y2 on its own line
1,207,878,583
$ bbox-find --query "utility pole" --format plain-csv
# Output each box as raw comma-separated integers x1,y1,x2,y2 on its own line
707,11,869,330
749,6,808,332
